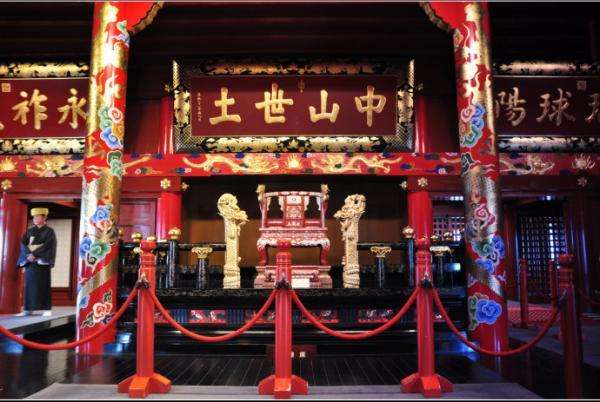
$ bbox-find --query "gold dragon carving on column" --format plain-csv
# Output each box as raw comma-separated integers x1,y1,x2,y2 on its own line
334,194,366,288
217,193,248,288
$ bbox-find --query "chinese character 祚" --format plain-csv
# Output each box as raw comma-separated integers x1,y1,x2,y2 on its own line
495,87,526,127
536,88,576,126
58,88,87,129
309,89,340,123
209,87,241,125
255,83,294,124
12,89,48,130
585,93,600,124
354,85,386,127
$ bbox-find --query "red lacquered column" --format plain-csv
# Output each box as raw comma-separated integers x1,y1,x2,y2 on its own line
156,191,182,241
0,192,28,314
159,96,174,155
422,1,508,362
76,1,162,354
408,190,433,242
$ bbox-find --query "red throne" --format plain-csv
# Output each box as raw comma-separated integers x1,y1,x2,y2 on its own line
254,184,332,288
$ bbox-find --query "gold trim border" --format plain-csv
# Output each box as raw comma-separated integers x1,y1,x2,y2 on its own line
172,58,415,153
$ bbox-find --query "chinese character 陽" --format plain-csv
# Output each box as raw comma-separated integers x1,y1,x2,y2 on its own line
354,85,386,127
536,88,576,126
255,83,294,124
309,89,340,123
57,88,87,129
495,87,527,127
585,93,600,124
12,89,48,130
209,87,241,125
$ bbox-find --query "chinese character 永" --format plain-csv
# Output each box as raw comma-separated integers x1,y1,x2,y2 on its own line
355,85,386,127
57,88,87,129
255,83,294,124
12,89,48,130
209,87,241,125
536,88,576,126
495,87,527,127
309,90,340,123
585,93,600,124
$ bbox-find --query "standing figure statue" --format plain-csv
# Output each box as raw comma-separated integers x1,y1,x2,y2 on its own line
217,193,248,289
334,194,366,288
17,207,57,316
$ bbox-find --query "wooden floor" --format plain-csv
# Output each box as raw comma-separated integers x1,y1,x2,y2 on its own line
64,354,501,387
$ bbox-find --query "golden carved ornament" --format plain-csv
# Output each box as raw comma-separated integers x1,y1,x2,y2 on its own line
146,235,157,242
181,182,189,192
430,234,441,243
334,194,366,288
217,193,247,289
443,231,454,242
168,227,181,241
1,179,12,191
430,245,451,257
191,246,213,260
160,178,171,190
400,180,408,190
131,232,143,243
370,246,392,259
417,177,428,188
402,226,414,239
117,228,124,239
132,247,142,255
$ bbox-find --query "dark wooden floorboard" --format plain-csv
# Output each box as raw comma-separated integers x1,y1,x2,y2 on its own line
322,358,342,386
312,358,328,386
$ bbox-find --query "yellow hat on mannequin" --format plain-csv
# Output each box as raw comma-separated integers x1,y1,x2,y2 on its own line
30,207,49,217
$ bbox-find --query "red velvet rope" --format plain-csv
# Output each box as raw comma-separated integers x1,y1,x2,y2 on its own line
291,287,419,340
149,288,276,343
0,286,138,351
576,287,600,307
431,288,562,357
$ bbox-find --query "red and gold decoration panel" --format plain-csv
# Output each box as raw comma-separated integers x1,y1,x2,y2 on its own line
0,152,597,178
494,75,600,138
0,63,89,154
173,58,415,153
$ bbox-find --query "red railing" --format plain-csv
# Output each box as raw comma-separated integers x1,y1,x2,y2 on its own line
0,238,586,399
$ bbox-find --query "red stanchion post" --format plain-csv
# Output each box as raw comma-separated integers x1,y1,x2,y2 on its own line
401,237,453,398
519,259,529,329
557,254,583,398
258,239,308,399
549,259,558,310
118,239,172,398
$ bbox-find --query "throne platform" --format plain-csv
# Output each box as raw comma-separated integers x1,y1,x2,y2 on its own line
254,185,332,288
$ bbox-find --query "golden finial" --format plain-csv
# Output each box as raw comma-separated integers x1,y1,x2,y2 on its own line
168,227,181,241
131,232,143,243
402,226,414,239
1,179,12,191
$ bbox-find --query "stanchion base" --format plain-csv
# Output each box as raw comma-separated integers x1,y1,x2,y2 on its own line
258,374,308,399
118,373,172,398
401,372,453,398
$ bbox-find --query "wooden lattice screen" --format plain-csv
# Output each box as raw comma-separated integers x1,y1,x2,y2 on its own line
517,214,567,300
433,215,464,241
